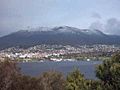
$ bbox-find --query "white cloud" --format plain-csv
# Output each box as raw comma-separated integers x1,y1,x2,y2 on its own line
89,18,120,35
89,21,104,31
105,18,120,35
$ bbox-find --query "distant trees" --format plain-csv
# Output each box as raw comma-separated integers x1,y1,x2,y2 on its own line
0,53,120,90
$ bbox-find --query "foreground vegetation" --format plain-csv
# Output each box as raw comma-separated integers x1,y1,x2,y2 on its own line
0,53,120,90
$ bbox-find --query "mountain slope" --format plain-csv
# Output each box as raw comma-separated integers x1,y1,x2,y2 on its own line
0,26,120,50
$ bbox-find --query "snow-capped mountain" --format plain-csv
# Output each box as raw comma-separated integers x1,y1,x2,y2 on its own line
0,26,120,50
43,26,104,35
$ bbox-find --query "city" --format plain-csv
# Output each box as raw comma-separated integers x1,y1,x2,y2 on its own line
0,44,119,62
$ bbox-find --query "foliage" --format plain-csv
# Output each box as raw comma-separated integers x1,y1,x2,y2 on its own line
96,53,120,90
0,60,66,90
85,80,103,90
37,71,66,90
0,59,21,90
65,68,87,90
0,60,39,90
65,68,103,90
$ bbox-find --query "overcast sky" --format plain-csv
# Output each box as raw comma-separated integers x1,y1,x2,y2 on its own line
0,0,120,36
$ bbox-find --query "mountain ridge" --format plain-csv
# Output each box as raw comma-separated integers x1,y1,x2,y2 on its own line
0,26,120,50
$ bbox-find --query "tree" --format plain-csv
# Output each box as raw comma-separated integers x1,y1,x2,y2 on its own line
0,60,21,90
96,53,120,90
66,68,87,90
37,71,66,90
0,59,40,90
13,75,40,90
85,80,103,90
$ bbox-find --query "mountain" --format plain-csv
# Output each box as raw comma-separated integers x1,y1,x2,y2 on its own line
0,26,120,50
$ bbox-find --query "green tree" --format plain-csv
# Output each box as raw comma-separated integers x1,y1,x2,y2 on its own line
96,53,120,90
66,68,87,90
85,80,103,90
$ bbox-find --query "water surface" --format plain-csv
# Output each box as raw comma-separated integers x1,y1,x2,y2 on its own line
19,61,102,79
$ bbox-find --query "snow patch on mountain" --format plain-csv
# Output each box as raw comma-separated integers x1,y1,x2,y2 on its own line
78,29,105,36
18,26,105,36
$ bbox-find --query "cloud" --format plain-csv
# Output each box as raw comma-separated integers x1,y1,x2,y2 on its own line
105,18,120,35
89,21,104,31
89,18,120,35
91,12,101,19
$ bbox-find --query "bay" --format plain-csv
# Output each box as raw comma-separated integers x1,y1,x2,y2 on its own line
18,61,102,80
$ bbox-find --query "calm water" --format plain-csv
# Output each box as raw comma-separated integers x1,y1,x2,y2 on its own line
19,61,102,80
